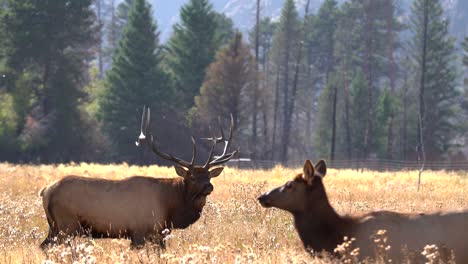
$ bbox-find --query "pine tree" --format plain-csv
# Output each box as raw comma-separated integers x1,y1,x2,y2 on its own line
313,80,334,159
166,0,220,112
213,12,235,46
333,2,361,160
270,0,300,162
313,0,338,161
103,0,134,67
349,71,368,160
313,0,338,84
99,0,169,161
0,0,97,162
410,0,459,159
464,37,468,70
375,88,398,158
192,32,256,151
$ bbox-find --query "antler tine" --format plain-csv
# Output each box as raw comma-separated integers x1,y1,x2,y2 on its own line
136,106,147,146
209,148,239,166
190,137,197,166
136,106,193,169
210,114,235,162
203,125,218,168
204,114,237,168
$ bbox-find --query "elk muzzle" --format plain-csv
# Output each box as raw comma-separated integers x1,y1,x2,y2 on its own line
258,193,273,208
201,183,214,196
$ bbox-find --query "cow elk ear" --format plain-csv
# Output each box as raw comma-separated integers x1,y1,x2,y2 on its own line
302,160,315,186
209,167,224,178
315,160,327,178
175,166,189,177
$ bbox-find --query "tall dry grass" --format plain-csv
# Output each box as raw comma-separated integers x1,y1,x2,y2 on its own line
0,163,466,263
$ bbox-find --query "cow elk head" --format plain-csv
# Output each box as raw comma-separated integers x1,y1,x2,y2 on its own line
258,160,327,213
136,106,238,197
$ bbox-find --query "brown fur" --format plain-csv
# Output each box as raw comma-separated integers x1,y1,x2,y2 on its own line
258,160,468,262
40,168,222,249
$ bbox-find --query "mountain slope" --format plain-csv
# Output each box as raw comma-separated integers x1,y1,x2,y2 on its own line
146,0,463,42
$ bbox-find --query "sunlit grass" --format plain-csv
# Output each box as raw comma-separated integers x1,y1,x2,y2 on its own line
0,163,466,263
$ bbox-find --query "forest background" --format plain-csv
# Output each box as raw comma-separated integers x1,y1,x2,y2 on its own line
0,0,467,167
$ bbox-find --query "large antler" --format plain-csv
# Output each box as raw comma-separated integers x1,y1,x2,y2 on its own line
203,115,238,169
136,106,196,169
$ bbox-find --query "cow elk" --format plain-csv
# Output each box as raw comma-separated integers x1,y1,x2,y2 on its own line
258,160,468,262
39,107,237,249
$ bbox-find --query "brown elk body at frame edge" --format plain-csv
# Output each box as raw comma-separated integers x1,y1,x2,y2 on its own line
39,107,238,249
258,160,468,262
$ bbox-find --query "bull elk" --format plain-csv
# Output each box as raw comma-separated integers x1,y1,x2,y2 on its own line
39,107,237,249
258,160,468,262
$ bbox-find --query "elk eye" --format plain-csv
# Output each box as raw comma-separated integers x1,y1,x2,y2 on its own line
285,182,293,189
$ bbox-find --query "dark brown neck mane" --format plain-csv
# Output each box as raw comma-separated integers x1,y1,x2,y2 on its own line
292,179,354,254
166,179,206,229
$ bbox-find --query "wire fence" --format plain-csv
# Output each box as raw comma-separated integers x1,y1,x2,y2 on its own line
226,158,468,171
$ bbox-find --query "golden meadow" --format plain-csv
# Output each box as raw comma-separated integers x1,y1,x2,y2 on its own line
0,163,467,263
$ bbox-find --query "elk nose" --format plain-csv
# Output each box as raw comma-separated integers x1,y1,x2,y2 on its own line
204,184,214,195
258,194,271,207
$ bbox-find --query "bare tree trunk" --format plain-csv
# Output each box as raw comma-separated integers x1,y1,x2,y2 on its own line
330,82,338,162
385,0,396,160
417,0,428,191
271,65,280,161
344,77,352,160
280,0,310,163
96,0,104,77
251,0,261,159
402,72,408,160
363,1,375,160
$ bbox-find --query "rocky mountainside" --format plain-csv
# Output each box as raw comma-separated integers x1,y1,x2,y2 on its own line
147,0,464,42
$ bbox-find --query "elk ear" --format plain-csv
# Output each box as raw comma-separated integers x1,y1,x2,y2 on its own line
302,160,315,186
209,167,224,178
174,166,189,177
315,160,327,178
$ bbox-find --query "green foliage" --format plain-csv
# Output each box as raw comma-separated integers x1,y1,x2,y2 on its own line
349,71,368,159
0,0,97,162
312,0,338,77
99,0,170,162
0,92,18,159
410,0,460,158
312,80,335,158
166,0,221,112
214,12,235,47
271,0,300,64
375,88,398,158
464,37,468,69
249,17,277,64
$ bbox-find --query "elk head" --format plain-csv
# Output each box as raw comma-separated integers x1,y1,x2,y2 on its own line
258,160,327,213
136,106,238,199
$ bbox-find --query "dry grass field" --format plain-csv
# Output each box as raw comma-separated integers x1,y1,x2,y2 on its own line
0,163,467,263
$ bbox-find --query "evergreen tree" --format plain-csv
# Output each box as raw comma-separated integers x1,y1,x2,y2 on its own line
410,0,459,159
349,71,368,160
375,88,398,158
103,0,134,68
99,0,169,161
313,0,339,161
313,80,335,159
313,0,338,84
332,2,361,160
166,0,220,112
270,0,300,162
213,12,235,46
463,37,468,71
192,32,256,151
0,0,97,162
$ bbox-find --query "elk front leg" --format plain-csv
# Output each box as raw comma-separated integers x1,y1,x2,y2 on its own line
130,232,146,249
